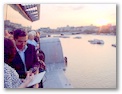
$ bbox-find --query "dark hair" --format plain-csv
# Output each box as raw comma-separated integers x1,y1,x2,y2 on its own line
37,50,45,62
4,38,16,64
13,29,27,40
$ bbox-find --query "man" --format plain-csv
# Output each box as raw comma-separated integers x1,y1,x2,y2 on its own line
10,29,42,88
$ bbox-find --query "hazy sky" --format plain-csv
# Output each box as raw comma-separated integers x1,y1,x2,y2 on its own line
33,4,116,29
5,4,116,29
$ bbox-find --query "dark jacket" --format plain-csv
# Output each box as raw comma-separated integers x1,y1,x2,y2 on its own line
11,44,39,78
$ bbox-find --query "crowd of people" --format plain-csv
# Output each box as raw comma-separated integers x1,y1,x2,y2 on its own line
4,29,46,88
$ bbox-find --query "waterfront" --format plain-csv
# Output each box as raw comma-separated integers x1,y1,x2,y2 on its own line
3,4,116,89
59,34,116,88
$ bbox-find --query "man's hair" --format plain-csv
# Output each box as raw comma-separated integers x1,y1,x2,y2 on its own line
13,29,27,39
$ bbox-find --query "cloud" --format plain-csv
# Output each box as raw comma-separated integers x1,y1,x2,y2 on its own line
54,4,84,11
69,5,84,10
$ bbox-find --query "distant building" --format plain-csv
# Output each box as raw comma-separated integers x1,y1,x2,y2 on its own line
4,20,31,32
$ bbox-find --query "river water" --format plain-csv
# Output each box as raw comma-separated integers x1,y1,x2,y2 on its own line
59,34,116,88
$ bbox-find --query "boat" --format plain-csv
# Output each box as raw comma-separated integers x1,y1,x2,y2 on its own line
112,44,116,47
88,39,104,44
60,35,70,38
73,36,81,39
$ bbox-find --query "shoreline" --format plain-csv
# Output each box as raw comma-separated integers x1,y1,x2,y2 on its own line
43,32,116,37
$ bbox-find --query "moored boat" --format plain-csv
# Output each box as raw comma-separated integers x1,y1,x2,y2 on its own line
88,39,104,44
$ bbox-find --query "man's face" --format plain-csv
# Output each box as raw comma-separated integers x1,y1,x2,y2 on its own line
15,36,28,50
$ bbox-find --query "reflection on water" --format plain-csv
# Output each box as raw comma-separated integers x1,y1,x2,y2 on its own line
60,34,116,88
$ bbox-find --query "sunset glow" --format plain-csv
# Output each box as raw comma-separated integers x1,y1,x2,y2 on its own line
4,4,116,29
96,19,109,26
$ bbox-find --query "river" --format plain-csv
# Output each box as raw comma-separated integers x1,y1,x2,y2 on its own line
59,34,116,88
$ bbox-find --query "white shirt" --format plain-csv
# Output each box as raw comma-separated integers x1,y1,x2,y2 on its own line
16,45,28,72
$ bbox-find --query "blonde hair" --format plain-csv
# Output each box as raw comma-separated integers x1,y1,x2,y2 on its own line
28,32,35,40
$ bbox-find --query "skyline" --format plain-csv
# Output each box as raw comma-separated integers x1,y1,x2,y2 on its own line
4,4,116,30
32,4,116,29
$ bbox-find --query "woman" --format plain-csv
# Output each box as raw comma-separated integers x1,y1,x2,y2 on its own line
27,32,39,50
4,38,34,88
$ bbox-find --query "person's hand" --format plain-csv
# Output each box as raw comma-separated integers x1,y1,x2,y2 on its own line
26,70,32,75
29,67,39,75
18,72,34,88
23,72,34,84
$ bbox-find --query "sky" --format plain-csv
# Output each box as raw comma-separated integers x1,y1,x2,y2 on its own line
4,4,116,30
32,4,116,29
